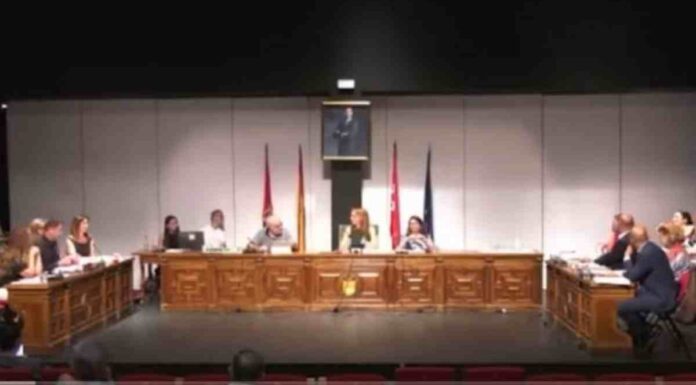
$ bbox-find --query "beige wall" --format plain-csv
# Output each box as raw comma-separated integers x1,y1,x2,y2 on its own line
8,93,696,257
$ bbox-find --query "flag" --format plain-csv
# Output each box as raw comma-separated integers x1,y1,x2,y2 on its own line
296,145,306,252
262,143,273,223
423,146,434,240
389,142,401,249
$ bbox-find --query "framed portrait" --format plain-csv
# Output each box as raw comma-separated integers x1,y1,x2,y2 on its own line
322,100,371,161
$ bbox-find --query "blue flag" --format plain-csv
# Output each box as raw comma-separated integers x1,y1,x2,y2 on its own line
423,146,434,240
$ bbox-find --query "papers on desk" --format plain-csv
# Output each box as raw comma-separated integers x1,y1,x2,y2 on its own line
10,276,43,285
593,275,631,286
55,264,82,274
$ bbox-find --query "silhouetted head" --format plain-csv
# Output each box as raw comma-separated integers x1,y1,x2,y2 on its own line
229,349,265,381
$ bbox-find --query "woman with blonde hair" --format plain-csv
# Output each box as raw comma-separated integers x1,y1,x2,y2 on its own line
657,222,691,298
28,218,46,245
0,227,42,287
672,210,695,251
66,216,95,257
339,208,378,251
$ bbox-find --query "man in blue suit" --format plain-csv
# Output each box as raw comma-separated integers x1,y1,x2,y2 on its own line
617,224,678,355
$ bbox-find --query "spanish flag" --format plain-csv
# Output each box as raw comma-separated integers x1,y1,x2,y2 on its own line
296,145,306,252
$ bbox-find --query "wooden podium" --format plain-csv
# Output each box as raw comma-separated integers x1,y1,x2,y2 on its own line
7,259,133,353
546,260,634,349
135,251,543,312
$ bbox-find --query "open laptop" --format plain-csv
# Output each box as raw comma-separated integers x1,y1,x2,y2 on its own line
177,231,204,251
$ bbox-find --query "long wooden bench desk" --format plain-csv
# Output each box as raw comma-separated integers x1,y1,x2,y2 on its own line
135,251,542,312
546,260,634,349
7,258,133,353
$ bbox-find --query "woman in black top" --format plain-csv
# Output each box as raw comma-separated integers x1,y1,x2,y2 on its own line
162,215,180,249
66,216,95,257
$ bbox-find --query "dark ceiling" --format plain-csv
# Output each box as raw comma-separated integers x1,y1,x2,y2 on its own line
2,0,694,99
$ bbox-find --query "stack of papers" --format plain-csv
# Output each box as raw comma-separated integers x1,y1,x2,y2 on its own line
11,276,43,285
593,276,632,286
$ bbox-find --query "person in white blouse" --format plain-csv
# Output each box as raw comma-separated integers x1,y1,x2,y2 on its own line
202,209,227,250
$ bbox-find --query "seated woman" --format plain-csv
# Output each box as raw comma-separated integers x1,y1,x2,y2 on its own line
657,222,691,298
396,216,436,253
66,216,95,257
161,215,180,249
28,218,45,246
672,210,695,251
339,208,378,252
0,227,42,288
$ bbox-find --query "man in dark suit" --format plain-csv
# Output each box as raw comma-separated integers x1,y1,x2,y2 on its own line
332,107,360,156
617,224,677,355
595,213,635,269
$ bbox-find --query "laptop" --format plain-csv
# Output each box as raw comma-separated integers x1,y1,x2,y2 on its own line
177,231,204,251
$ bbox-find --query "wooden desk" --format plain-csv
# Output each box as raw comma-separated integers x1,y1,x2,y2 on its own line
134,251,542,311
545,261,633,349
7,259,133,353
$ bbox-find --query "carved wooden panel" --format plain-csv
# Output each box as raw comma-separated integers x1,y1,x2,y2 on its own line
215,259,256,307
104,271,117,316
312,258,390,306
69,277,103,330
491,259,539,306
164,261,211,307
49,287,68,339
442,259,487,305
545,266,558,314
395,257,437,306
261,260,306,306
119,266,132,310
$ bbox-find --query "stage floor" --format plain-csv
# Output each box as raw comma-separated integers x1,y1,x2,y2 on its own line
58,304,694,366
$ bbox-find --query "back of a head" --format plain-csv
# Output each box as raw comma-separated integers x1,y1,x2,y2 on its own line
70,340,111,381
0,306,23,353
230,349,265,382
618,213,635,230
631,224,649,245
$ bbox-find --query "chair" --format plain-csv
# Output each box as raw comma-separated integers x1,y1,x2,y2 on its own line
647,309,692,360
594,373,655,382
395,366,456,382
260,373,308,382
118,372,178,383
184,373,230,382
327,372,386,383
663,373,696,382
526,373,587,383
464,366,526,382
0,367,34,381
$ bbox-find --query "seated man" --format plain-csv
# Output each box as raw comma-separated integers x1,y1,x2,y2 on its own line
38,220,79,273
247,215,294,252
595,213,634,269
617,224,677,355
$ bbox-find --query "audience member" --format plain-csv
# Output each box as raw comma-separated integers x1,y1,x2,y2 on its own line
228,348,265,382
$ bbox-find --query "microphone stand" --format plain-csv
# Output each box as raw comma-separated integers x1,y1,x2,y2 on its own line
333,248,358,313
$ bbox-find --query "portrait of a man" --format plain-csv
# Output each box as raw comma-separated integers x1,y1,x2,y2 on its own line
322,101,370,160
